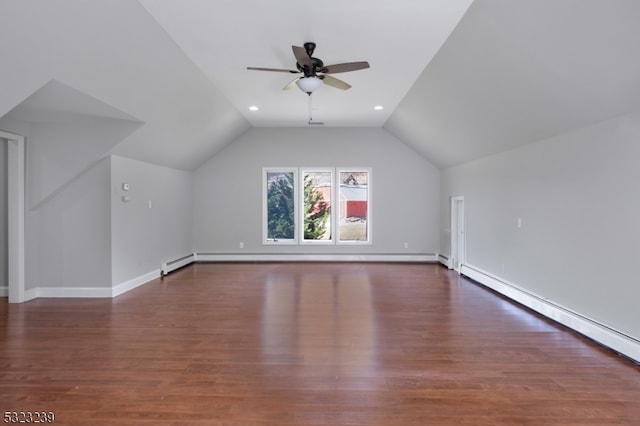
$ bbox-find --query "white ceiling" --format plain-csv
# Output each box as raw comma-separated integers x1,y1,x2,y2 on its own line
138,0,474,127
4,80,141,124
3,0,640,171
0,0,251,171
386,0,640,167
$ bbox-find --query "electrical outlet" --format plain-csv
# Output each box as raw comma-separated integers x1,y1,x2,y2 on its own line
404,242,409,249
239,242,244,249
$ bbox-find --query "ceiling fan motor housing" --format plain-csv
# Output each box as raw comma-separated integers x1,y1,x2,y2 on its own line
296,43,324,77
296,58,325,76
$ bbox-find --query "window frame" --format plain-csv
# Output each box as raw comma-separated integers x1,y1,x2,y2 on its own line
337,168,372,245
262,167,371,245
263,168,299,245
300,168,335,245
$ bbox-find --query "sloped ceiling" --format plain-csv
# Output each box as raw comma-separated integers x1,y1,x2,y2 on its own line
138,0,473,127
385,0,640,168
2,0,639,170
3,80,143,208
0,0,250,171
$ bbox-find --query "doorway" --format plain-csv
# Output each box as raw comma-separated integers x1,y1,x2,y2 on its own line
1,138,6,295
450,196,465,273
1,130,25,303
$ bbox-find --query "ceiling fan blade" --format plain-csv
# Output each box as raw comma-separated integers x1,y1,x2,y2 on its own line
283,77,301,90
247,66,299,73
320,75,351,90
292,45,313,69
321,61,370,74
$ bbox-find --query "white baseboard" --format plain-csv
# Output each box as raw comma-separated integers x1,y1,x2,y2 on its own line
195,253,438,263
438,254,451,269
5,255,435,302
24,287,39,302
460,263,640,364
25,285,113,299
112,269,161,297
0,286,7,297
19,270,161,300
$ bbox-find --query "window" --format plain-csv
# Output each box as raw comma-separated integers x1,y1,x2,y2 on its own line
263,168,370,245
264,169,298,243
338,170,370,243
301,169,333,243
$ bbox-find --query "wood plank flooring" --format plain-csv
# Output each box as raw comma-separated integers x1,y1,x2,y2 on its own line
1,262,639,425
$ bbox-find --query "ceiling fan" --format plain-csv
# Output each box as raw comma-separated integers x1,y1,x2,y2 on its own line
247,42,370,95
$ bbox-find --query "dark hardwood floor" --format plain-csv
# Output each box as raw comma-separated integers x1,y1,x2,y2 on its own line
1,262,639,425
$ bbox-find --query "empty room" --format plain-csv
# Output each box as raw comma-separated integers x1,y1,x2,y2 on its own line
1,0,639,424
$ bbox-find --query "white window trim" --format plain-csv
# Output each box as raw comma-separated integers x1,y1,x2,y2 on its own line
337,168,372,245
263,167,371,245
300,168,335,245
263,168,298,245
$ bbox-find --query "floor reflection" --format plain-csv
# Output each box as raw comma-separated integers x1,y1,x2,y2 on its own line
262,268,376,375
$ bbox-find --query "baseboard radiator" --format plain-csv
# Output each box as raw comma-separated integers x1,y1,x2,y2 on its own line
195,253,438,263
161,253,196,276
460,263,640,364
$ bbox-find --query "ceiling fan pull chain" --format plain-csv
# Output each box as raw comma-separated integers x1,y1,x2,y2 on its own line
307,94,323,126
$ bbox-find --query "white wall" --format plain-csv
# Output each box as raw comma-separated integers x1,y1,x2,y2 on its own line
0,139,7,289
25,112,140,209
111,156,193,285
0,116,118,292
32,158,112,289
441,109,640,341
1,0,241,296
0,0,248,172
193,127,440,255
0,115,195,293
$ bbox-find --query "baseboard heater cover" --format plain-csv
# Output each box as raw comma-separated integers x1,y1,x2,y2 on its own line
161,253,196,276
460,263,640,364
195,253,438,263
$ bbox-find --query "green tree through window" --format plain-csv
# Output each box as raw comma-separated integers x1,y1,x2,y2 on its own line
267,172,295,240
303,174,330,240
264,168,370,244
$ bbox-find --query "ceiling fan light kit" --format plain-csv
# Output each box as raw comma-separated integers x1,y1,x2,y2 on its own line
296,76,323,94
247,42,369,95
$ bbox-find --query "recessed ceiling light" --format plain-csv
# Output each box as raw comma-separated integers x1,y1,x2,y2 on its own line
249,105,259,111
374,105,384,111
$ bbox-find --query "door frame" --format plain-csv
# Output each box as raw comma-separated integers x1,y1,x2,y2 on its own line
450,196,465,273
1,130,26,303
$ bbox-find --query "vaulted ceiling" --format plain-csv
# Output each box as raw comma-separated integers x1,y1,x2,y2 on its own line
138,0,473,128
386,0,640,167
2,0,639,171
